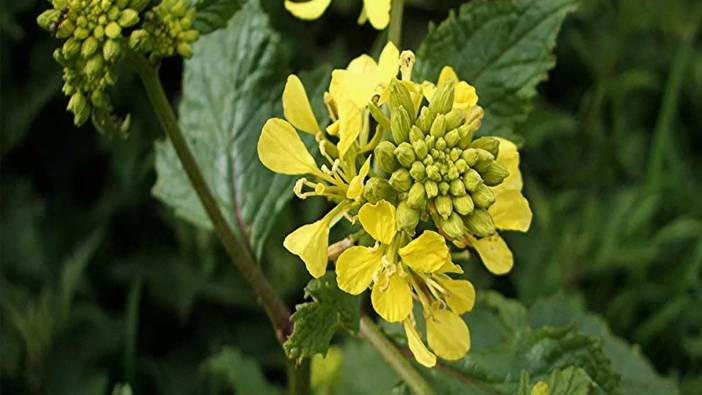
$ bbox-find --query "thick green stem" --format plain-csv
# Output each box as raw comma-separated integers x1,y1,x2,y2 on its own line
388,0,405,47
128,53,291,344
287,358,311,395
360,316,434,395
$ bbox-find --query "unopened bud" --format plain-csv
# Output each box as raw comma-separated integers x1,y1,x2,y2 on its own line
409,161,426,181
439,181,450,195
453,195,475,215
424,181,439,199
449,148,462,162
422,155,433,166
37,9,61,32
426,164,441,181
449,179,466,196
388,80,416,122
62,38,81,58
108,6,121,21
447,166,459,180
412,139,428,159
58,19,77,39
435,195,453,219
424,135,435,151
394,142,416,168
81,36,99,58
474,149,495,173
471,183,495,208
389,168,412,192
482,161,509,186
119,9,139,27
409,125,424,143
103,39,122,63
463,209,496,238
90,90,109,108
463,169,482,192
85,54,104,75
461,148,479,166
445,108,465,130
375,141,399,173
129,29,151,52
105,21,122,39
67,92,90,126
396,201,420,232
445,129,460,148
416,106,435,132
470,137,500,158
435,137,446,151
455,159,468,173
179,29,199,42
391,107,411,144
129,0,150,12
407,182,427,209
369,101,390,131
429,80,455,115
436,212,465,240
457,124,474,149
363,177,397,204
430,114,446,137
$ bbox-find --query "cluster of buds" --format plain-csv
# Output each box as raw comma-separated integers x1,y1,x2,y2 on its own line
367,80,509,243
130,0,199,59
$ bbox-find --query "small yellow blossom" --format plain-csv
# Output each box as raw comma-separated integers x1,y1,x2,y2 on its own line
284,0,391,30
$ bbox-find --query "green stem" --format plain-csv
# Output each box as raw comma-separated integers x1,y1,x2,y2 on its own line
128,53,291,344
359,316,434,395
287,358,311,395
388,0,405,47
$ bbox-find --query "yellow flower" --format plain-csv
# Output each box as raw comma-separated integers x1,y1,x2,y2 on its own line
284,0,391,30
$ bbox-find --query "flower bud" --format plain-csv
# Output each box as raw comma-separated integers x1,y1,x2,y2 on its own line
445,108,465,130
407,182,427,209
449,148,462,162
129,29,151,52
447,166,459,180
412,139,428,159
364,177,397,204
67,92,90,126
471,183,495,208
463,209,496,238
375,141,399,173
426,164,441,181
416,106,435,132
117,0,131,8
368,101,390,131
435,137,446,151
424,135,435,151
455,159,468,173
438,181,450,195
409,125,424,143
130,0,150,12
424,181,439,199
422,155,433,166
474,148,495,173
465,105,484,125
445,129,460,148
90,90,109,108
81,36,99,58
394,142,416,168
58,19,77,39
391,107,411,144
37,9,61,32
430,113,446,137
449,179,466,196
435,195,453,219
436,212,465,240
119,9,140,27
388,80,416,122
108,6,121,21
470,137,500,158
62,38,81,58
429,80,455,115
396,201,420,232
103,39,122,63
463,169,482,192
389,168,412,192
482,161,509,186
453,195,475,215
409,161,426,181
461,148,479,166
457,124,475,149
85,54,104,75
105,21,122,39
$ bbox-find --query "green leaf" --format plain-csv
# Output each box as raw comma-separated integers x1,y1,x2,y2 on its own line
415,0,579,139
189,0,245,35
154,0,329,259
202,346,282,395
517,367,597,395
284,273,360,360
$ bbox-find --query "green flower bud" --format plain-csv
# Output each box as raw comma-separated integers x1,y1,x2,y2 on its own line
425,181,439,199
375,141,399,173
396,201,420,232
445,108,465,130
101,0,112,11
81,36,99,58
85,54,104,75
449,148,461,162
58,19,77,39
368,101,390,131
62,38,81,58
474,148,495,173
435,137,446,151
363,177,397,204
94,25,105,39
409,125,424,143
407,182,427,209
90,90,109,108
422,155,433,166
457,124,475,149
103,39,122,63
447,166,459,181
108,6,121,21
391,106,411,144
438,181,450,195
416,106,435,132
119,9,139,27
435,195,453,219
409,161,426,181
445,129,460,148
429,80,455,115
412,139,428,159
471,183,495,208
463,169,483,192
424,135,435,150
129,29,151,52
426,164,441,181
450,179,466,196
129,0,150,12
482,161,510,186
455,159,468,173
453,195,475,215
171,0,189,18
394,142,416,168
105,21,122,39
465,105,484,126
430,113,446,137
388,80,416,122
463,209,496,238
389,168,412,192
470,137,500,158
461,148,479,167
67,92,90,126
37,9,61,32
436,212,465,240
117,0,131,8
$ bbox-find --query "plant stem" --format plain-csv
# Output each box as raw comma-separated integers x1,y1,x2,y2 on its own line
359,316,434,395
388,0,405,47
287,358,311,395
128,53,291,344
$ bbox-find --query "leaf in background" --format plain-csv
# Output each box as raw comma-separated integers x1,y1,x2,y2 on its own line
517,367,596,395
189,0,245,35
284,273,360,360
414,0,579,140
154,0,330,259
202,347,282,395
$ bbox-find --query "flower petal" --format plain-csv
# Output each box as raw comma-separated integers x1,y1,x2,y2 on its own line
283,74,320,135
363,0,391,29
284,0,331,20
454,81,478,109
258,118,318,175
336,246,383,295
337,100,363,159
426,309,470,361
438,258,464,274
493,137,522,192
346,156,372,200
489,189,532,232
376,42,399,83
471,234,513,275
398,231,450,273
437,66,459,84
403,319,437,368
437,278,476,315
358,200,397,245
371,272,412,322
283,217,331,278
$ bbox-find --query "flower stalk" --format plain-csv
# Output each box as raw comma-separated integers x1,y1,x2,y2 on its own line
389,0,405,46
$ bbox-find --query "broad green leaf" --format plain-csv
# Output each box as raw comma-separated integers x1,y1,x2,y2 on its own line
285,273,360,360
202,346,282,395
517,367,596,395
154,0,329,259
189,0,245,35
415,0,579,139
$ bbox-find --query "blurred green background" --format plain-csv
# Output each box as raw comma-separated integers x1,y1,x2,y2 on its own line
1,0,700,393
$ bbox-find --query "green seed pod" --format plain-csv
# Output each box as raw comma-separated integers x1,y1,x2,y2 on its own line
368,101,390,131
463,209,496,238
80,36,99,58
388,80,416,122
363,177,397,204
62,38,81,58
375,141,399,173
430,113,446,138
103,39,122,63
409,125,424,143
425,181,439,199
450,179,466,196
474,148,495,173
409,161,426,181
445,108,465,130
416,106,435,132
463,169,483,192
437,212,465,240
58,19,77,39
37,9,62,32
105,21,122,39
394,142,416,168
470,137,500,158
482,161,510,186
457,124,475,149
438,181,450,196
391,106,411,144
445,129,460,148
471,183,496,208
429,80,455,115
396,201,420,232
426,164,441,182
453,195,475,216
435,195,453,219
407,182,427,209
119,9,139,27
389,168,412,192
461,148,479,166
412,139,428,159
